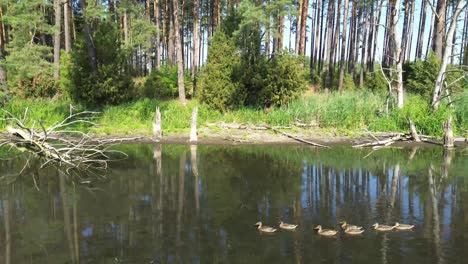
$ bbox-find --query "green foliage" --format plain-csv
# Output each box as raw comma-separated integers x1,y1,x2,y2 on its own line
261,53,307,107
370,94,454,136
64,21,134,105
2,91,467,137
365,69,388,92
140,64,190,99
1,0,56,97
198,31,241,111
404,53,440,100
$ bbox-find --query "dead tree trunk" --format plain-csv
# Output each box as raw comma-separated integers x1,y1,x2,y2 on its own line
190,107,198,142
153,107,162,140
443,116,454,147
408,118,421,142
431,0,466,110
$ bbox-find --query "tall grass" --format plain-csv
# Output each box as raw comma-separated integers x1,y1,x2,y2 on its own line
1,91,466,137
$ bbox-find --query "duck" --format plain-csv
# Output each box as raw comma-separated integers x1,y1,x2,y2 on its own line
314,225,338,236
279,221,298,230
394,222,415,230
339,221,363,230
372,223,396,231
255,222,277,233
344,227,365,235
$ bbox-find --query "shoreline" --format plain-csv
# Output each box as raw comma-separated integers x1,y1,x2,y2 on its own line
1,126,466,147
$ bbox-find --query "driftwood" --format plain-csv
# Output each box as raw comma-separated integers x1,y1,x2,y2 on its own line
263,125,329,148
408,118,421,142
1,107,126,175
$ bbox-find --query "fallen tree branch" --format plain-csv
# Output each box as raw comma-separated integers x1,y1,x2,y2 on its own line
1,108,127,176
263,125,329,148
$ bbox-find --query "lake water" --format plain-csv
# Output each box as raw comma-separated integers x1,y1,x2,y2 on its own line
0,144,467,263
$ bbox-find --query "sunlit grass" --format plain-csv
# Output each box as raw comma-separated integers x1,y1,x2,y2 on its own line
1,90,466,137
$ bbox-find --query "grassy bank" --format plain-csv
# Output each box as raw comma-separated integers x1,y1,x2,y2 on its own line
1,91,466,137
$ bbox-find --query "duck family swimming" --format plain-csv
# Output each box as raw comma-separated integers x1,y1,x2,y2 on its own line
256,221,414,235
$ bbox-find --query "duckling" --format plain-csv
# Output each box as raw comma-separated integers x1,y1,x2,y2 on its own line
255,222,277,233
394,222,415,230
372,223,396,231
279,221,298,230
314,225,338,236
344,227,365,235
339,221,363,230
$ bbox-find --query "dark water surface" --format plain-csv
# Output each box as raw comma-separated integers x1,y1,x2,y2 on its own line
0,144,467,264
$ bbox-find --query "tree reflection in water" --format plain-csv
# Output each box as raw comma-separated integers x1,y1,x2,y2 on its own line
0,145,466,263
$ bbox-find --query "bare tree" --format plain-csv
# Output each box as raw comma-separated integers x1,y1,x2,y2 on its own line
432,0,466,110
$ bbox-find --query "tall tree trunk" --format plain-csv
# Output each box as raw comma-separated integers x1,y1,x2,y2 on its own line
313,0,322,73
461,9,468,65
425,1,435,58
79,0,98,72
154,0,161,68
299,0,309,55
318,0,326,72
432,0,466,110
406,0,416,60
192,0,199,94
401,0,410,62
295,0,303,54
332,0,341,69
416,0,427,59
173,0,186,105
338,0,349,90
324,0,335,88
64,0,71,53
279,11,285,51
265,0,270,57
431,0,447,59
372,0,384,69
347,0,357,73
0,5,7,92
359,9,368,87
309,0,317,72
53,0,61,80
391,0,404,108
352,6,361,79
366,2,375,71
123,11,129,45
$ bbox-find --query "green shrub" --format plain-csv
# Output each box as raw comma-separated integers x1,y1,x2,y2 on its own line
141,64,190,99
64,22,134,106
404,53,439,100
260,53,307,107
366,69,388,92
198,31,241,112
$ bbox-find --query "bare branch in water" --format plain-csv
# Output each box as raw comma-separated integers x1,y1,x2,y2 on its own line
1,107,127,179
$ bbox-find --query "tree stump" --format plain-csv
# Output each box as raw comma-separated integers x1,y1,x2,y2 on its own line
190,107,198,142
408,118,420,142
153,107,162,140
443,116,454,148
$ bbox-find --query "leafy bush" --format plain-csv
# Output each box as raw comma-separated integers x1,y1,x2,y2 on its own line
366,69,388,92
64,21,134,105
404,53,439,100
141,64,190,99
198,31,241,111
260,53,308,107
